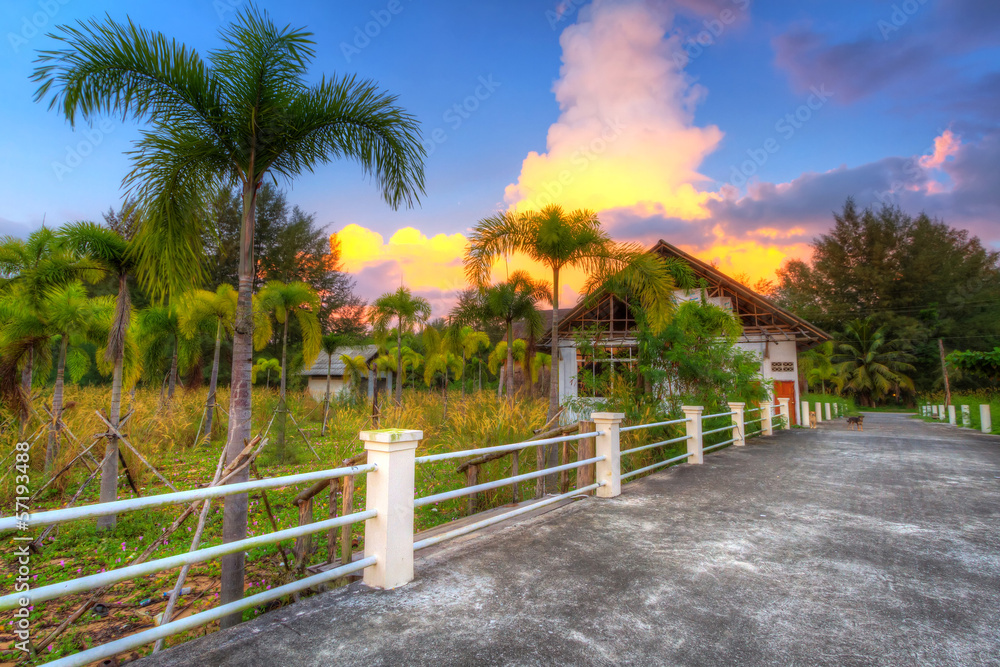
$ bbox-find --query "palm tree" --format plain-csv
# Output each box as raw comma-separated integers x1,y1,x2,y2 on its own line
340,353,370,401
137,304,188,402
251,358,281,388
481,271,548,399
44,282,113,470
457,326,490,394
423,327,464,419
255,281,322,462
178,285,238,444
800,340,839,395
371,287,431,404
465,205,684,420
33,7,424,620
0,228,98,422
61,220,143,530
318,332,349,436
833,318,916,407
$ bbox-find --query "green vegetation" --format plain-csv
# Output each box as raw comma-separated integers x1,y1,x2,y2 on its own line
775,199,1000,401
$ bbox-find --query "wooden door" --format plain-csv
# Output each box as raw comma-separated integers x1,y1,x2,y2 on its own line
774,380,797,426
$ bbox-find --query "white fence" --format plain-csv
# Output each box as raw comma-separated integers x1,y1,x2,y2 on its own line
2,400,789,666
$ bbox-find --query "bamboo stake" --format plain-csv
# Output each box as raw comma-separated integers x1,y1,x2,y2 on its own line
286,410,321,461
95,411,178,492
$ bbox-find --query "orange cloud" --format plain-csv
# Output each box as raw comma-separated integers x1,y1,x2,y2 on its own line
504,0,723,218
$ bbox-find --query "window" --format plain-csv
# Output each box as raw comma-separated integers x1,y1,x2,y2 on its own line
577,346,638,398
771,361,794,373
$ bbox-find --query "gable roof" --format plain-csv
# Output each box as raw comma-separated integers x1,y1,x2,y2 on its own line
301,345,378,377
540,239,830,347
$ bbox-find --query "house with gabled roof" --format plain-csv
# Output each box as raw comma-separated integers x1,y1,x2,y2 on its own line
541,240,830,424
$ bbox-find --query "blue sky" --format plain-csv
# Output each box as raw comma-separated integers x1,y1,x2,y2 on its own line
2,0,998,309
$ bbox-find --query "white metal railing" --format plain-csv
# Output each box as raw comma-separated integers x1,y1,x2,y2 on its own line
7,464,377,667
17,400,798,666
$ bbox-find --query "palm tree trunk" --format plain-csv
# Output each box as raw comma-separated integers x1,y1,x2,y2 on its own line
19,348,33,438
204,319,223,441
220,178,257,629
97,352,124,531
276,310,289,462
544,267,561,492
45,335,69,471
506,320,515,399
167,338,178,400
394,324,403,405
321,354,332,437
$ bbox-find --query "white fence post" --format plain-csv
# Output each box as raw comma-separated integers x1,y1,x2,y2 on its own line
981,404,993,434
592,412,624,498
728,402,745,446
813,401,823,424
361,428,421,590
824,403,832,421
948,405,957,425
801,401,811,428
961,405,971,428
939,404,946,420
833,403,839,418
777,398,790,429
762,403,774,436
682,406,704,464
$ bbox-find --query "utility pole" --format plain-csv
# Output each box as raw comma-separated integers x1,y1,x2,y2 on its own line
938,338,952,408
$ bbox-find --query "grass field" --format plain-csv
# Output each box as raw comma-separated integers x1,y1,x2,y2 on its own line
0,385,715,663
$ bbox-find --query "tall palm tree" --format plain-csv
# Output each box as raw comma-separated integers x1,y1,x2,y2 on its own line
61,221,143,530
178,284,238,444
255,280,322,462
33,7,424,618
833,318,916,407
44,282,113,470
371,287,431,405
423,326,464,419
457,326,490,394
480,272,548,399
465,205,684,420
318,332,348,436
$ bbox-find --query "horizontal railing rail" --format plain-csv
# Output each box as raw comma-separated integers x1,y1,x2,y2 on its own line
0,465,376,531
620,417,690,433
415,431,602,464
620,452,692,481
620,434,691,456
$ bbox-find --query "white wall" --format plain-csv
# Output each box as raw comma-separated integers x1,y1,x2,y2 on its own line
307,377,347,401
736,339,800,408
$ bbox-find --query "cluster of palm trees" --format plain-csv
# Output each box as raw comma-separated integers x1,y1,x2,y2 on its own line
800,318,916,407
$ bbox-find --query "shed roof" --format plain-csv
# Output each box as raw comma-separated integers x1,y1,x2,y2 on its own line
300,345,378,377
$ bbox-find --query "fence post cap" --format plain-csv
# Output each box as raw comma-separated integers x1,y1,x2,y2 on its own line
727,401,746,408
681,405,704,414
591,412,625,421
360,429,423,446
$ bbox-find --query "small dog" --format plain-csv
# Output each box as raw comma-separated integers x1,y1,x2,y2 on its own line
846,415,864,431
809,411,818,428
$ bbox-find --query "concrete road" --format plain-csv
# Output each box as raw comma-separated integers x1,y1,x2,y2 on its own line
142,413,1000,666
